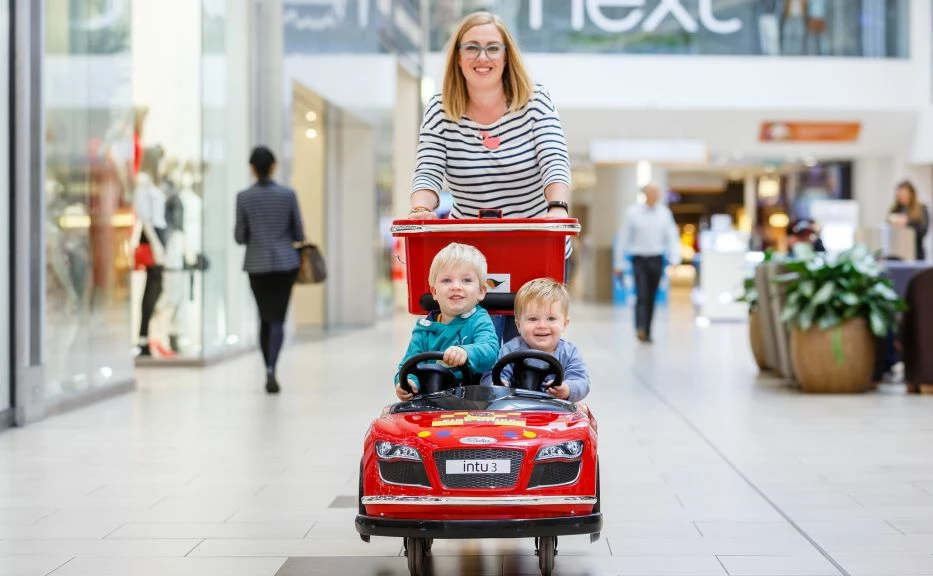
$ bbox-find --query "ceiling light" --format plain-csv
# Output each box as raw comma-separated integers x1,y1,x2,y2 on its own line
305,128,318,139
769,213,790,228
305,111,318,122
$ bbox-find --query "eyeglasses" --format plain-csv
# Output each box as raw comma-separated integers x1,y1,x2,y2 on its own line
458,42,506,60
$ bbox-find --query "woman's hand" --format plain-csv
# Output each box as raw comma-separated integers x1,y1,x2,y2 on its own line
408,208,439,220
545,207,569,219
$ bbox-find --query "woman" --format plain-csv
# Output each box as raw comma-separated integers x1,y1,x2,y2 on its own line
234,146,305,393
888,180,929,261
409,11,572,339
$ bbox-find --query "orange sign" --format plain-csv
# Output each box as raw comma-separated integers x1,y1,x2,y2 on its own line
760,122,861,143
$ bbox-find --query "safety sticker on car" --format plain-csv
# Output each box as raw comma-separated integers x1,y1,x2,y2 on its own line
430,412,526,427
485,274,510,293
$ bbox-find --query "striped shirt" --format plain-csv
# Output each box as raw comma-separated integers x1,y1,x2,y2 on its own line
411,86,572,222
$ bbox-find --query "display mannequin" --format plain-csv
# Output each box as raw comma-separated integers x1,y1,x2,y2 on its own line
163,170,203,353
134,171,167,356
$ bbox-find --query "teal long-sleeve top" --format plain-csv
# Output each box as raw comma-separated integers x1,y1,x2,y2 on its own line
395,306,499,387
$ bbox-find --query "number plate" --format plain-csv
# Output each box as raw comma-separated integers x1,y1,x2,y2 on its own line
445,459,511,475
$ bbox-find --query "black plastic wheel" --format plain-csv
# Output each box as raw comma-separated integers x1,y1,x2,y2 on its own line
357,460,370,543
406,537,426,576
537,535,556,576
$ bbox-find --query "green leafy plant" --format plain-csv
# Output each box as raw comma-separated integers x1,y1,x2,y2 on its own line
775,244,905,337
735,276,759,314
735,252,773,314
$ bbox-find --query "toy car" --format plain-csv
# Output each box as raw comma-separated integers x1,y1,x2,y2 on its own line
355,350,602,576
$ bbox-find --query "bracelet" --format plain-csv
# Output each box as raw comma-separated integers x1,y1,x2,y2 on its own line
547,200,569,213
409,205,435,214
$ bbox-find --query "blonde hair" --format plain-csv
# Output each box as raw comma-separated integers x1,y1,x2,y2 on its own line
442,11,535,121
891,180,924,221
428,243,488,287
515,278,570,318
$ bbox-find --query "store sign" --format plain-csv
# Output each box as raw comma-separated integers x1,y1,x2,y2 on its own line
529,0,742,34
760,122,862,143
285,0,419,45
284,0,421,56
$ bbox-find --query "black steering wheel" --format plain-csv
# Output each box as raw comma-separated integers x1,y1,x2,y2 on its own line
398,352,473,396
490,350,564,392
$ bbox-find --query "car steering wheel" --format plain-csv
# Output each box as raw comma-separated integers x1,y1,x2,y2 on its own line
398,352,473,396
490,350,564,392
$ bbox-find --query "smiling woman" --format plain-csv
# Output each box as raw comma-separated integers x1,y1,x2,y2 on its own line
409,11,571,225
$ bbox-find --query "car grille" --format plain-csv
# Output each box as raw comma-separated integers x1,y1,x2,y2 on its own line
434,449,523,489
527,461,581,489
378,461,431,487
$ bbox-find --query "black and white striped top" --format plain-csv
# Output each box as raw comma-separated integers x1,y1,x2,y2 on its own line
411,86,571,222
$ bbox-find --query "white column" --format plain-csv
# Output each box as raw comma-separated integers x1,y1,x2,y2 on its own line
854,158,895,228
327,112,376,325
583,164,651,301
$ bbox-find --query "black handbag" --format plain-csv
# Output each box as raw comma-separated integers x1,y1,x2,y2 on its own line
296,243,327,284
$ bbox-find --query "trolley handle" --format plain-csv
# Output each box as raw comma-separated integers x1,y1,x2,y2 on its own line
391,222,581,234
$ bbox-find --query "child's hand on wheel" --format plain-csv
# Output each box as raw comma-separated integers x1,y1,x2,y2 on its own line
546,382,571,400
443,346,467,367
395,379,418,401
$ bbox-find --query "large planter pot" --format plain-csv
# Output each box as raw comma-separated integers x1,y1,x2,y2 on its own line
749,310,768,371
789,318,875,393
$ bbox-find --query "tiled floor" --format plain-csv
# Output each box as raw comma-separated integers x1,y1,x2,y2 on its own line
2,296,933,576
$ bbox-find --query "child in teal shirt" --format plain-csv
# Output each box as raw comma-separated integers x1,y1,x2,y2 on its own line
395,243,499,400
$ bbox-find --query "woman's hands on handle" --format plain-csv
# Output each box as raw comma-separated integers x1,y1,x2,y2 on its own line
409,189,440,219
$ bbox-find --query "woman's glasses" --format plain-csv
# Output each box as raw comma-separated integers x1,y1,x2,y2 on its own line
459,42,506,60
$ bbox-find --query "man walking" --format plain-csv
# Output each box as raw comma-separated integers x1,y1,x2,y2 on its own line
614,182,681,343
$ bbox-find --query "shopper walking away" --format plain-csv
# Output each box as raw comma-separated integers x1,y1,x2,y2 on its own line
234,146,306,393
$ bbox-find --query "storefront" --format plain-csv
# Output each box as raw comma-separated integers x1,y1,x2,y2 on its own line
128,0,252,363
9,0,253,425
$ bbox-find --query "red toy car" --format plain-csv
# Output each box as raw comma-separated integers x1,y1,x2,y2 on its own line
355,350,602,576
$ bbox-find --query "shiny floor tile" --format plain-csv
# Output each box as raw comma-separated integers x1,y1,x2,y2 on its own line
2,298,933,574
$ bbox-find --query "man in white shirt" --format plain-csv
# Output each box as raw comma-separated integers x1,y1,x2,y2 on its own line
614,182,682,343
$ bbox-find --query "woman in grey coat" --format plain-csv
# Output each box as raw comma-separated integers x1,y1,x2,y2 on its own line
234,146,305,393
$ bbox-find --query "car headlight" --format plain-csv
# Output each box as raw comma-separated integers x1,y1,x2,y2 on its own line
535,440,584,461
375,441,422,461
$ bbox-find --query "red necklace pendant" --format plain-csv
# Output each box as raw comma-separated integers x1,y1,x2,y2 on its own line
480,131,501,150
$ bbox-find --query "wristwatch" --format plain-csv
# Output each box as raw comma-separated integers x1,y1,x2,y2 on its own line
547,200,569,214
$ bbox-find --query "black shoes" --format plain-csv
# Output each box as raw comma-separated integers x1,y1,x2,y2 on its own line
265,374,280,394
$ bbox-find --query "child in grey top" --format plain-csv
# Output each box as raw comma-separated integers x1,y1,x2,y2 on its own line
482,278,590,402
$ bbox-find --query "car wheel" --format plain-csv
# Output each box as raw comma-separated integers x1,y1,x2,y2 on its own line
358,460,365,516
406,537,426,576
537,535,556,576
357,460,370,543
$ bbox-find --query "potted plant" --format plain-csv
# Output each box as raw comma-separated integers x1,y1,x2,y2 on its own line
736,276,767,371
775,244,905,393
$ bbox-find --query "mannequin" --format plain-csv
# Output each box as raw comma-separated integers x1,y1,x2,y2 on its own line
163,169,203,353
134,171,167,356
